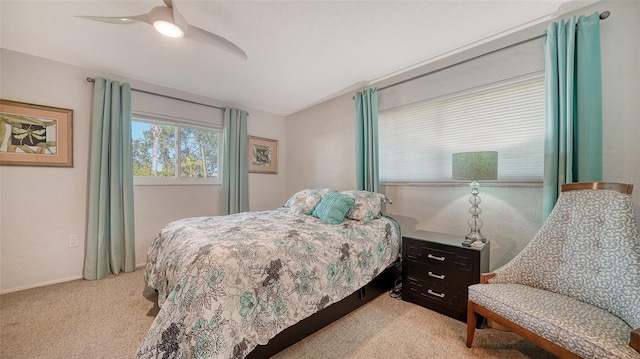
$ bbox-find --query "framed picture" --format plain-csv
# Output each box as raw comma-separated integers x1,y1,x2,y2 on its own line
0,99,73,167
248,136,278,174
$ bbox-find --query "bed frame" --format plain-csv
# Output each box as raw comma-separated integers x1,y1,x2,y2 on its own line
246,259,402,358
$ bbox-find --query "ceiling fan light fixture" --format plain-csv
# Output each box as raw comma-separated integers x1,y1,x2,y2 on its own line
77,2,247,59
153,20,184,38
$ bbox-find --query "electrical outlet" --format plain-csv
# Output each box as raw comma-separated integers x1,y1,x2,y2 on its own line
68,234,79,248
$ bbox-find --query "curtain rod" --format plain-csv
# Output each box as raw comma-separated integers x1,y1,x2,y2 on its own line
358,10,610,95
86,77,225,112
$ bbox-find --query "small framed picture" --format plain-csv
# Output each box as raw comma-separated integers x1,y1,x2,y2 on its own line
0,99,73,167
248,136,278,174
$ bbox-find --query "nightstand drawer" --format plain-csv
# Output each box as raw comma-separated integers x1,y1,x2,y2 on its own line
407,243,453,264
406,259,472,286
406,241,472,271
405,278,456,306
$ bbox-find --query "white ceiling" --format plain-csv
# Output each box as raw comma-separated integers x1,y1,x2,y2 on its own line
1,0,596,116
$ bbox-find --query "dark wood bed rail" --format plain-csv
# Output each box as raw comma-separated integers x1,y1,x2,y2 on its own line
246,260,401,358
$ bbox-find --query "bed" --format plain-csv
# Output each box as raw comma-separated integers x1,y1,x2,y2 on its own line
136,189,401,359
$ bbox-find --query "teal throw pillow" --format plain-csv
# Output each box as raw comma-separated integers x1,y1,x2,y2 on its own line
312,191,355,224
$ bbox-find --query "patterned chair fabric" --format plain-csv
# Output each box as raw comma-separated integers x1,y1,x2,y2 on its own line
488,189,640,329
467,187,640,358
469,284,639,359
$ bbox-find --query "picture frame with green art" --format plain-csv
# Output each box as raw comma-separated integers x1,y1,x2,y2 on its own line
0,99,73,167
248,136,278,174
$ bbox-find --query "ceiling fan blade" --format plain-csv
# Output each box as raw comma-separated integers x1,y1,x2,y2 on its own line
163,0,175,9
186,25,248,60
78,7,181,32
76,13,151,25
163,0,188,33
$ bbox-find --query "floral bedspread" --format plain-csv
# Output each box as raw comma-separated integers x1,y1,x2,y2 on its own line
136,208,400,359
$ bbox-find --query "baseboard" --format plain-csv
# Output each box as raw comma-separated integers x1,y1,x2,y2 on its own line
1,263,147,295
1,275,83,295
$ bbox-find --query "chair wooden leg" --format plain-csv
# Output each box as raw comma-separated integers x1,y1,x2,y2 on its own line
631,328,640,353
466,300,477,348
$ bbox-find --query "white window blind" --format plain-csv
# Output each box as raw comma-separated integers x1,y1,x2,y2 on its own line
378,39,545,183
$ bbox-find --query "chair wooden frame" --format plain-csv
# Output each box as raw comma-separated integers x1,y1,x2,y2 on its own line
561,181,633,194
466,182,639,357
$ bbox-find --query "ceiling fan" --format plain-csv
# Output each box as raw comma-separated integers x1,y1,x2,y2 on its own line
76,0,247,60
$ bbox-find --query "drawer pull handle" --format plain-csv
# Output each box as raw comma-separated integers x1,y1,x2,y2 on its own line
427,289,445,298
427,254,445,261
428,271,445,280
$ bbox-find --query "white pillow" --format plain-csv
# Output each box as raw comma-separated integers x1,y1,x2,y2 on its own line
284,188,333,214
341,190,387,223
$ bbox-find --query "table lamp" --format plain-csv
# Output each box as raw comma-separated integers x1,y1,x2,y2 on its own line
452,151,498,244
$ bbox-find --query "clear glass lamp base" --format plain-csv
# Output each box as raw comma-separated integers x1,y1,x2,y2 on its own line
466,180,487,244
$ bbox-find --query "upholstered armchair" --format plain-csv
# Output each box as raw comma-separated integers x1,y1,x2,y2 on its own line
466,182,640,359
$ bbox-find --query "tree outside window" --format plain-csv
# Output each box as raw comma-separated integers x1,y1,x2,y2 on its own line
132,119,220,183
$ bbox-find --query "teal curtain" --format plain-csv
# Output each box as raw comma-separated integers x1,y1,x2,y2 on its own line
222,107,249,214
542,12,603,220
84,78,135,280
355,87,380,192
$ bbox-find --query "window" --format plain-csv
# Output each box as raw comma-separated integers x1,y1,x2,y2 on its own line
378,39,545,184
131,117,221,185
379,76,544,182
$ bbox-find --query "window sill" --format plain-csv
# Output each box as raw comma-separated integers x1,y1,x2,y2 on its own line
134,177,221,186
381,181,542,188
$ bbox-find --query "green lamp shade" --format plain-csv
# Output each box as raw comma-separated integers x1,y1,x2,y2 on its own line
452,151,498,181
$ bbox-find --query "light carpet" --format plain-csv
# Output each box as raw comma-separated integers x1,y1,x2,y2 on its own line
0,269,555,358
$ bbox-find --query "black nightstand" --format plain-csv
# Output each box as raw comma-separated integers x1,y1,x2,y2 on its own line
402,230,490,322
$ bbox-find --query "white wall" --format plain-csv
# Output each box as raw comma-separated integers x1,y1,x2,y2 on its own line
286,0,640,270
600,1,640,199
248,110,289,211
0,49,287,293
286,94,357,192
